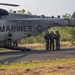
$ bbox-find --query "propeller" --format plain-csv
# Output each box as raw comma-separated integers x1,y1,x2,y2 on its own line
0,3,19,7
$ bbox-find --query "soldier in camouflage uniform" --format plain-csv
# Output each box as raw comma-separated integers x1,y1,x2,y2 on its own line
55,31,61,50
44,31,50,50
49,31,55,50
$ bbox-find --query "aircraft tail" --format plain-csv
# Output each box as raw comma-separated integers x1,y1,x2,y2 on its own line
71,12,75,18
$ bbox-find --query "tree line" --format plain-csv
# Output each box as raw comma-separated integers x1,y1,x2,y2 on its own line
9,9,32,15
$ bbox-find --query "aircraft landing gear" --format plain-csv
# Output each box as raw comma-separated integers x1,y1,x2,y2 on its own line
5,45,31,51
5,32,31,51
5,40,31,51
5,41,31,52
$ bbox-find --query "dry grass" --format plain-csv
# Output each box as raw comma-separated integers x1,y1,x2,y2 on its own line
19,43,45,50
0,58,75,75
19,41,75,50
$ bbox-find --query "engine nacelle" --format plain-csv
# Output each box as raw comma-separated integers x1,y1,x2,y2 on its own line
0,9,9,15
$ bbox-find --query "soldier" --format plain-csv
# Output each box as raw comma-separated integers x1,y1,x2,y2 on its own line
6,32,12,46
44,31,49,50
13,41,18,47
49,31,55,50
55,31,61,50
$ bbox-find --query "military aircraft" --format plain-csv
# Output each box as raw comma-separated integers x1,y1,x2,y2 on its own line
0,3,75,51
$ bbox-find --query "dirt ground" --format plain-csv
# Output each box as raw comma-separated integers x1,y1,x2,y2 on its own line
0,64,75,75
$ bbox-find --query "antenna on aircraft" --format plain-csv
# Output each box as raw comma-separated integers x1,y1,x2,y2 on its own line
0,3,19,7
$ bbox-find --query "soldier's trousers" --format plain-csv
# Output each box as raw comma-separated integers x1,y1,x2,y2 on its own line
50,40,54,50
46,40,49,50
50,42,54,50
56,40,60,50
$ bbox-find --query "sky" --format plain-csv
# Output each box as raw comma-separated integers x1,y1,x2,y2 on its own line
0,0,75,16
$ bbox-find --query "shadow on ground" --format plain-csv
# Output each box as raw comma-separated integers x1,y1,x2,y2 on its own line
0,47,75,64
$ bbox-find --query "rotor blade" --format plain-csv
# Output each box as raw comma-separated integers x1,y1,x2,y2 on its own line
0,3,19,7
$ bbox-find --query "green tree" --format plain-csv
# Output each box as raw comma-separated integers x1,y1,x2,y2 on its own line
18,9,26,14
62,13,71,18
62,13,75,41
18,10,22,14
22,9,26,14
9,9,13,13
27,11,32,15
70,28,75,41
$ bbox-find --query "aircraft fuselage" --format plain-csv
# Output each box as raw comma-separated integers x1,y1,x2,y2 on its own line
0,13,75,42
